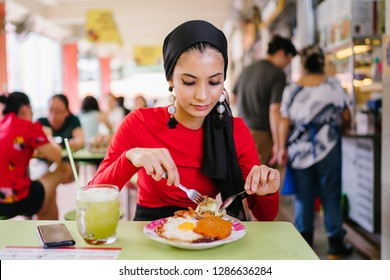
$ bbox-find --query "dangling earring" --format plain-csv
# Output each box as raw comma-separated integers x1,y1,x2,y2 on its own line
167,86,178,129
217,93,226,118
216,93,226,128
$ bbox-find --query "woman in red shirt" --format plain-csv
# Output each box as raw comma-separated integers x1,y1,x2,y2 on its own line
90,20,280,221
0,91,71,219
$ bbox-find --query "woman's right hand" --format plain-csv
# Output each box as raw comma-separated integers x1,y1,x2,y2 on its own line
125,148,180,186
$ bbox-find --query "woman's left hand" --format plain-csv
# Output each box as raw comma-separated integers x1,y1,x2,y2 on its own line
244,165,280,196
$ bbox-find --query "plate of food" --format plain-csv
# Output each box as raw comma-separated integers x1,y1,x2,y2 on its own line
143,197,246,250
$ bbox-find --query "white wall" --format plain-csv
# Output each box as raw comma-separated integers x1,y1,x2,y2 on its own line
381,2,390,260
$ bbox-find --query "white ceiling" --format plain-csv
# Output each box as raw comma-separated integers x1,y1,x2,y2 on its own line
7,0,238,58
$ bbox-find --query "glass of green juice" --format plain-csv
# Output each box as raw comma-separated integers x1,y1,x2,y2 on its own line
76,184,120,244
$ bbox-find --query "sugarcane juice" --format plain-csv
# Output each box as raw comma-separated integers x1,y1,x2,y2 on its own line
76,185,119,244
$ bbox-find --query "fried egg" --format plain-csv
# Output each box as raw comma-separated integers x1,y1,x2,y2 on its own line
162,216,203,242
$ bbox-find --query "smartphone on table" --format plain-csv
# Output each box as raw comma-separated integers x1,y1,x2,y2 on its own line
37,223,76,248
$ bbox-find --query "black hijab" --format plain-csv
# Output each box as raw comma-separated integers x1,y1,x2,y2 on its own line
162,20,247,220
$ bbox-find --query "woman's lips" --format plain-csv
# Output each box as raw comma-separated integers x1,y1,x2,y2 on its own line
193,104,209,111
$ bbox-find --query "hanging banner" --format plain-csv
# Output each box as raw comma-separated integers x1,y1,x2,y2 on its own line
85,10,121,44
133,45,162,66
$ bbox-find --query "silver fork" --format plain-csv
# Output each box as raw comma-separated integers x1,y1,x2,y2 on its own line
162,173,204,204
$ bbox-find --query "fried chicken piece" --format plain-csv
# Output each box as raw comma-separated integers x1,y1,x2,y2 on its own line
193,215,232,240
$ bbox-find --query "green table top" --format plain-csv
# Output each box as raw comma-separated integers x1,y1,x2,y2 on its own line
0,220,319,260
62,149,106,163
35,149,106,164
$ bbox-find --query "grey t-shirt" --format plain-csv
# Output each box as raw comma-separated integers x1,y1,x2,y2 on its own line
233,59,286,131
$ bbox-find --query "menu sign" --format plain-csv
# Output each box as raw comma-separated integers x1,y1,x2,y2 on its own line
316,0,379,51
0,246,121,260
86,10,122,45
351,0,374,37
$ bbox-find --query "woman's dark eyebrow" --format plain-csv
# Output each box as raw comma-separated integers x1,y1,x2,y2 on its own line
182,73,223,79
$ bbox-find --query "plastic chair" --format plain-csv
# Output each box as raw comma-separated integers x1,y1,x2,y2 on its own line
124,175,138,220
0,214,17,220
0,214,32,220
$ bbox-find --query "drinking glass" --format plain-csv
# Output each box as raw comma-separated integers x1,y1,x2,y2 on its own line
76,184,120,244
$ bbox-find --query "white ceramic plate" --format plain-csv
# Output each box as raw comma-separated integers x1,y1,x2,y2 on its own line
143,217,246,250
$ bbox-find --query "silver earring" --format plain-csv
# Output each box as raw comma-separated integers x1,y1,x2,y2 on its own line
167,86,178,129
215,93,226,128
217,93,226,118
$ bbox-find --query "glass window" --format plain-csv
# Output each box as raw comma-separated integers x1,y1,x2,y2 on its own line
6,32,62,119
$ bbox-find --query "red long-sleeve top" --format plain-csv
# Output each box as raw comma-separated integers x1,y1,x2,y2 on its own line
90,107,279,221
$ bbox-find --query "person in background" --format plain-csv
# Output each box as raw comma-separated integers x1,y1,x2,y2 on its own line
277,45,352,259
232,35,297,166
106,93,126,132
0,91,72,220
133,94,148,110
117,96,131,115
30,93,84,181
38,93,84,150
79,95,113,143
0,102,4,120
89,20,280,221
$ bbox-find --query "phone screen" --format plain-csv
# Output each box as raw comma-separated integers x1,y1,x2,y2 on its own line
37,223,75,248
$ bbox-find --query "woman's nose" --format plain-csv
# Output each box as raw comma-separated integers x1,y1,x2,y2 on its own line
194,83,207,100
